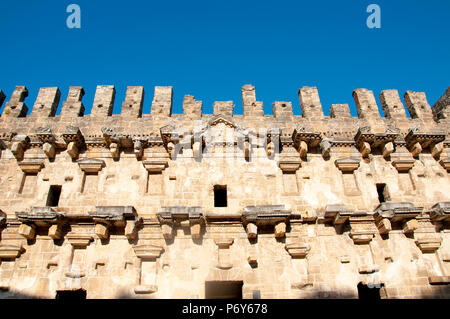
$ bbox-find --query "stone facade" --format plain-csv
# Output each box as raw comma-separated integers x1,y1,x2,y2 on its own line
0,84,449,299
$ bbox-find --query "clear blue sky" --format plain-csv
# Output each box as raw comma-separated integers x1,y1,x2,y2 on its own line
0,0,449,116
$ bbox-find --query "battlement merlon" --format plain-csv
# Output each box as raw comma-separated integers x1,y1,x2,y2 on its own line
183,95,202,120
379,89,407,120
61,86,85,117
404,90,434,121
122,86,144,118
330,104,351,118
30,87,61,118
432,86,450,121
3,86,28,117
298,86,324,119
92,85,116,117
151,86,173,117
0,85,449,130
352,88,380,120
242,84,264,117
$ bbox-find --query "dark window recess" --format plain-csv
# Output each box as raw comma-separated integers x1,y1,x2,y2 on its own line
205,281,243,299
46,185,62,207
376,183,387,203
55,289,86,300
214,185,227,207
357,283,381,300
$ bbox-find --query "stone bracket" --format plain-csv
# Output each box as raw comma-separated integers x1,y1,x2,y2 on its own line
354,126,399,158
10,134,30,161
242,205,291,238
157,206,204,239
405,127,445,157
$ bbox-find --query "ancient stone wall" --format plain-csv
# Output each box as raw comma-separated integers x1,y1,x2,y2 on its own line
0,84,449,298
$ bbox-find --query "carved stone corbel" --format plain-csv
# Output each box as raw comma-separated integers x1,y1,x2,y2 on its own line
88,206,140,240
242,205,292,239
404,127,445,158
36,127,56,159
373,202,423,235
102,127,133,159
10,134,30,161
16,206,66,240
354,126,399,158
62,126,85,159
292,126,321,160
157,206,204,239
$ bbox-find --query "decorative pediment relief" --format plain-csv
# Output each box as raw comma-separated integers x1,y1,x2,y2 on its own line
88,206,141,240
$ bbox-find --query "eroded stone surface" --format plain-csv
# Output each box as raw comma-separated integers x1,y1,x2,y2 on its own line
0,84,449,299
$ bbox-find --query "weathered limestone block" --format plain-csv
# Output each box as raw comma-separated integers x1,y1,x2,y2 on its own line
285,239,310,258
376,218,392,234
379,89,407,120
432,86,450,120
352,88,380,119
330,104,351,118
42,142,56,159
298,86,323,118
183,95,202,119
122,86,144,117
67,142,79,158
95,223,109,240
246,223,257,239
213,101,234,116
274,222,286,238
432,142,444,159
383,141,395,158
91,85,116,117
190,223,201,239
404,90,434,121
273,101,293,119
2,86,28,117
18,223,35,240
402,219,419,234
151,86,173,116
297,140,308,159
10,134,30,161
61,86,85,117
30,87,61,118
410,141,422,157
242,84,264,117
48,224,63,240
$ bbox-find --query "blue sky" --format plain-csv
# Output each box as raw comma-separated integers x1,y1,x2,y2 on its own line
0,0,449,116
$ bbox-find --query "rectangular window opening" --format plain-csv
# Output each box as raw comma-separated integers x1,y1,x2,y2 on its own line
214,185,227,207
376,183,387,203
46,185,62,207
